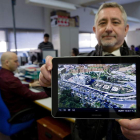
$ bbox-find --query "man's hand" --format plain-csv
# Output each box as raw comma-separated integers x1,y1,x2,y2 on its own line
39,56,53,87
116,119,140,140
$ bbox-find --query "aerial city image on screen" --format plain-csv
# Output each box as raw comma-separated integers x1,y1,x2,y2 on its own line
58,64,136,111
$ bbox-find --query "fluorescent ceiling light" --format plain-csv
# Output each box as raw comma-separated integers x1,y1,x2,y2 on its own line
90,9,140,23
60,0,110,6
90,9,98,15
81,0,110,6
127,17,140,23
26,0,76,11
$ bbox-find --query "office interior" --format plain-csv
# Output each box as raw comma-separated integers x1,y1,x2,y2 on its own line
0,0,140,140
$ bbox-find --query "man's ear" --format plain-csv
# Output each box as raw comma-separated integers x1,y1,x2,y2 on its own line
124,24,129,37
5,60,9,66
93,26,96,33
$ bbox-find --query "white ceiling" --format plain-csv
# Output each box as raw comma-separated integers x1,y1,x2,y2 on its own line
105,0,140,5
87,0,140,8
60,0,140,7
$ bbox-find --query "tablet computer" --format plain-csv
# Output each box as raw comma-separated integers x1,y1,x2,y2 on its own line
52,56,140,118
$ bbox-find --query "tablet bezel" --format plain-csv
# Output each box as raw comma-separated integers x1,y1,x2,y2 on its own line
52,56,140,118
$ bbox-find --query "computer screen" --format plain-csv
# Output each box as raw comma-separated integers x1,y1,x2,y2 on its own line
42,50,58,59
58,63,136,112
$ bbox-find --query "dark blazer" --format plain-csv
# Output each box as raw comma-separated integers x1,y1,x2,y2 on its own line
73,41,130,140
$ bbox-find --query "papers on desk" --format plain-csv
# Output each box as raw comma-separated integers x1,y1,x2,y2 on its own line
19,64,38,69
22,81,29,84
14,73,25,81
18,64,39,74
14,73,24,77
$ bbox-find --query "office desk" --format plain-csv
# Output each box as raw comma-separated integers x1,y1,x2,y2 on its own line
34,97,75,123
22,81,75,123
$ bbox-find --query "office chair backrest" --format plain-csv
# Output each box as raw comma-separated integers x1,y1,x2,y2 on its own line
0,90,11,135
0,90,34,136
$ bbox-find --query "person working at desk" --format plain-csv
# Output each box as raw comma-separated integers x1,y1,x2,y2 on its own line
0,52,50,117
39,2,140,140
38,33,54,50
71,48,79,56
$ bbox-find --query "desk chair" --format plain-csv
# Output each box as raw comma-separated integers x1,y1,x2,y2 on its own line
0,90,34,136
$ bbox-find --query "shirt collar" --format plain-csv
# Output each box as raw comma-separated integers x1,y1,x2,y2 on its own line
102,47,121,56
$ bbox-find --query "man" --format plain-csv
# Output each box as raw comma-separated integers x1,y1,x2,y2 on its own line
39,2,140,140
0,52,50,116
38,33,54,50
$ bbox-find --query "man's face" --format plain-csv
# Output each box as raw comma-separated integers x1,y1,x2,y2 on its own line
44,37,49,43
93,7,129,52
8,54,19,72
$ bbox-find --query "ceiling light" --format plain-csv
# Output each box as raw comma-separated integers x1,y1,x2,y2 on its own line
90,9,98,15
90,9,140,23
127,17,140,23
26,0,76,11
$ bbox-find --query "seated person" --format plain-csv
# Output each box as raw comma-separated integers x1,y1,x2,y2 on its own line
0,52,50,117
129,45,136,55
135,45,140,55
71,48,79,56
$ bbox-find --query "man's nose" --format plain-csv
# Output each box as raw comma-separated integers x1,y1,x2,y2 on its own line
105,22,113,34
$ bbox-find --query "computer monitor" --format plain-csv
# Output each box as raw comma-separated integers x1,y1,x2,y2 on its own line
18,56,28,66
28,49,58,64
42,49,58,59
28,49,42,63
21,57,28,65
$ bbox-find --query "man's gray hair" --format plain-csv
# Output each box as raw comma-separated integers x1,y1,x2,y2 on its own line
94,2,127,26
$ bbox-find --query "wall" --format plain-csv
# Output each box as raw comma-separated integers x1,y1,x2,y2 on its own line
0,0,44,29
126,30,140,47
43,8,52,40
123,1,140,20
123,1,140,31
122,2,140,47
52,26,79,56
70,7,95,33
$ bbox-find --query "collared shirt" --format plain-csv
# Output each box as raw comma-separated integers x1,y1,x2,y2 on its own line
0,68,48,115
102,48,121,56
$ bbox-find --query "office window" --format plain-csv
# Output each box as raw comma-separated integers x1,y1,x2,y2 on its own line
9,30,44,52
79,33,91,48
91,34,98,47
0,30,7,52
79,33,98,53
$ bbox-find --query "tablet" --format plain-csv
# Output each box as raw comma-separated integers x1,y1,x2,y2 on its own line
52,56,140,118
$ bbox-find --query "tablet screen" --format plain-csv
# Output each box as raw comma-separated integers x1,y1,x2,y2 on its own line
52,57,140,118
58,63,136,112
